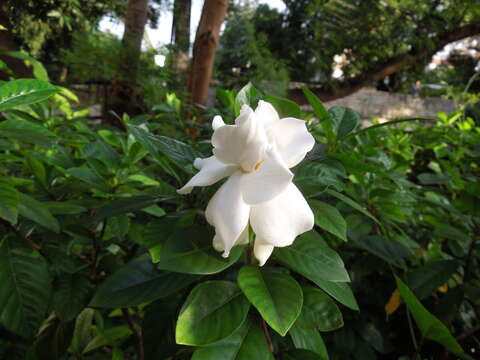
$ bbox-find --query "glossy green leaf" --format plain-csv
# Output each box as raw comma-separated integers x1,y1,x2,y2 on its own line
235,82,262,115
157,226,244,275
83,326,132,354
328,106,359,138
395,276,463,353
0,79,58,110
264,94,302,118
289,325,329,359
34,314,74,360
71,309,94,355
18,193,60,233
192,318,274,360
0,119,55,146
311,278,358,311
237,266,303,336
53,274,90,321
127,124,201,172
0,236,52,338
66,166,109,192
283,349,326,360
274,231,350,282
296,286,343,331
302,87,333,140
45,201,87,215
176,281,250,345
90,254,200,308
406,260,460,300
351,235,409,267
326,189,379,224
95,195,159,219
0,180,19,224
311,200,347,241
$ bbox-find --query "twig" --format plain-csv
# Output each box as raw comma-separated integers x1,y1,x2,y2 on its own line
456,325,480,341
1,219,44,255
260,318,274,353
121,308,144,360
406,308,420,358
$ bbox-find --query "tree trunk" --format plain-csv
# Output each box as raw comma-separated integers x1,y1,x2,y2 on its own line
171,0,191,73
0,4,32,79
107,0,149,127
188,0,228,109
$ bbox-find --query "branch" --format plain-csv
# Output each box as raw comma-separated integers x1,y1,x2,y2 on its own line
289,23,480,103
122,308,144,360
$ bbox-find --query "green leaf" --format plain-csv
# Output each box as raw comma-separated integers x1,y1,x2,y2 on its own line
83,326,132,354
237,266,302,336
406,260,460,300
18,193,60,233
95,195,159,219
127,124,201,173
4,51,50,81
90,254,200,308
176,281,250,345
395,276,463,353
71,309,94,355
35,313,74,360
192,318,274,360
351,235,409,267
328,106,359,138
264,94,302,118
283,349,326,360
53,274,90,321
0,79,58,110
325,189,379,224
157,226,244,275
235,82,262,115
0,119,55,146
45,201,87,215
274,231,350,283
289,325,329,359
302,87,333,140
311,200,347,241
296,286,343,332
311,278,358,311
0,180,19,223
66,166,109,192
0,236,52,337
418,173,451,185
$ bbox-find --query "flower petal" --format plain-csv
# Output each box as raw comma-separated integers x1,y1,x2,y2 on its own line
241,147,293,205
177,156,236,194
253,238,274,266
255,100,279,125
250,183,314,247
267,117,315,168
205,172,250,257
212,115,225,131
212,106,269,172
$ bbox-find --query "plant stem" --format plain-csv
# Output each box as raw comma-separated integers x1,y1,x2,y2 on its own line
260,318,274,353
122,308,144,360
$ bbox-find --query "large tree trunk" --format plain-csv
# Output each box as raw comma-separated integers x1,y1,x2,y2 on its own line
0,4,32,79
107,0,149,126
188,0,228,109
290,24,480,104
171,0,191,73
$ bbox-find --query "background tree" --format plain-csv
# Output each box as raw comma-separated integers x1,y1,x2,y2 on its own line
188,0,228,107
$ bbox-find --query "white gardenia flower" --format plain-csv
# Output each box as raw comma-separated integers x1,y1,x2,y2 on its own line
178,101,315,266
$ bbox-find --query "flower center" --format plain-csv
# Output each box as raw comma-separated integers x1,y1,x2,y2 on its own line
254,160,264,171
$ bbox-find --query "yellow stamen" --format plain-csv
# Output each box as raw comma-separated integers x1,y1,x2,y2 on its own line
254,160,264,171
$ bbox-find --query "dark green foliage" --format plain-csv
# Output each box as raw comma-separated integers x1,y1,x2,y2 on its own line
0,78,479,360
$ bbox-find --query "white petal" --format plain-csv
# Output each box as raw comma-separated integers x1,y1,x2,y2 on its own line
250,183,314,247
212,107,269,172
212,115,225,131
205,172,250,257
177,156,236,194
255,100,279,125
253,239,274,266
266,117,315,168
240,147,293,205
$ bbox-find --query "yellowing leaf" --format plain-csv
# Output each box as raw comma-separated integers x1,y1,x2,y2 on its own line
438,284,448,293
385,288,401,320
